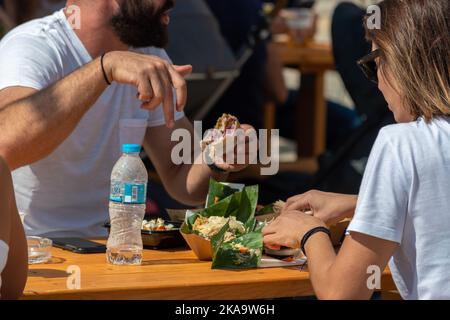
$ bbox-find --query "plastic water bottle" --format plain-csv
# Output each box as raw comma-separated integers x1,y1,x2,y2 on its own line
107,144,147,265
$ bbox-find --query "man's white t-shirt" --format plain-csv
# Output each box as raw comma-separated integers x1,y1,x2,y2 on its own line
0,10,184,237
347,117,450,300
0,240,9,296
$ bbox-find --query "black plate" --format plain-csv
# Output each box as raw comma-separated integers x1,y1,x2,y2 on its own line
103,220,186,250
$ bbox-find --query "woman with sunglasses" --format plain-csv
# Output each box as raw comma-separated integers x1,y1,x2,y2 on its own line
263,0,450,300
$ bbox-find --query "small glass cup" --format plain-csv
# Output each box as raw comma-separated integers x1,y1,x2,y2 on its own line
283,8,314,46
27,236,52,265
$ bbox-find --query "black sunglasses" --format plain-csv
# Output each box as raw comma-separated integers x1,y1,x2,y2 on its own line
357,49,381,84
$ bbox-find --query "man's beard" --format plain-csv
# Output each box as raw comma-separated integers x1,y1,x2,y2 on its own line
111,0,174,48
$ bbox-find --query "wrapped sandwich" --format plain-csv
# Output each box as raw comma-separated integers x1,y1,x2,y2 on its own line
201,113,241,160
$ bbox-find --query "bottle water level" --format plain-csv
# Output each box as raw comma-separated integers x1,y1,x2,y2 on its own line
106,245,142,265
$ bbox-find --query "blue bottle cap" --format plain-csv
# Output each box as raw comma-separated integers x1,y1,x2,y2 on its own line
122,144,141,153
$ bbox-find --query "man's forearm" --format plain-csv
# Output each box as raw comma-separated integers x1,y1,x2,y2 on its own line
186,161,229,203
0,57,108,169
168,156,229,206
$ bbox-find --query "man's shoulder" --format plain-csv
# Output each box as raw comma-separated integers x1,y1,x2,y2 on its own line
0,11,63,49
0,11,67,90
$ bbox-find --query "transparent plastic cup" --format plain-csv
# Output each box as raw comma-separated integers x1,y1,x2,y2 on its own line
284,8,313,30
283,8,314,45
27,236,52,264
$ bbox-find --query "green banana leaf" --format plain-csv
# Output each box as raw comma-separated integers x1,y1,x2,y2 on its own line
182,179,265,269
211,221,230,256
212,231,263,269
256,202,276,216
244,217,257,233
206,179,242,208
184,183,259,235
235,185,259,223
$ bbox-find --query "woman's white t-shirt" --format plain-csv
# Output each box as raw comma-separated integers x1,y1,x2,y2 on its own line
347,117,450,300
0,240,9,295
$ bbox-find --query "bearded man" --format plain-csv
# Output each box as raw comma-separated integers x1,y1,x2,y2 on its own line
0,0,253,237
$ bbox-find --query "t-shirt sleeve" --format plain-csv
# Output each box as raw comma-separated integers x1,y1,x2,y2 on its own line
143,48,185,127
0,34,61,91
347,128,409,243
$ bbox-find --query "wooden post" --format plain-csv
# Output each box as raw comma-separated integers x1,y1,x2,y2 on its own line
296,71,327,157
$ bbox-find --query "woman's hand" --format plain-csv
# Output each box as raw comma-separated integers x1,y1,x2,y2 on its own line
263,210,326,250
284,190,358,226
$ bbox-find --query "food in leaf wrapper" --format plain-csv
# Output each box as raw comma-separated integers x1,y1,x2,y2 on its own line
192,216,245,241
209,221,263,269
181,179,264,268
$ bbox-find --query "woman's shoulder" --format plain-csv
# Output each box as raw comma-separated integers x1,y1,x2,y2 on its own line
378,117,450,144
374,117,450,163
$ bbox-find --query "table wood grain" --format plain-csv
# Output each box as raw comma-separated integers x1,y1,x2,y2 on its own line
23,240,396,300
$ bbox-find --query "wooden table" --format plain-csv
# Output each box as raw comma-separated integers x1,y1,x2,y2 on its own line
274,40,335,157
23,240,396,300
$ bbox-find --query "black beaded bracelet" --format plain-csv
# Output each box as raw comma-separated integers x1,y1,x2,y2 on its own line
300,226,331,257
100,53,112,86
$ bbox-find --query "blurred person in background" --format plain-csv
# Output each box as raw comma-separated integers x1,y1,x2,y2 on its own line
307,0,392,195
1,0,65,35
265,0,362,150
10,0,65,24
148,0,239,214
332,0,387,121
0,0,14,36
203,0,288,130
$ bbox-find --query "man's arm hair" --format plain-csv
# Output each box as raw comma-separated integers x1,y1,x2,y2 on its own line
0,50,191,170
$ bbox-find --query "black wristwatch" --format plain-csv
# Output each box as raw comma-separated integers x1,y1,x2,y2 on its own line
205,151,228,174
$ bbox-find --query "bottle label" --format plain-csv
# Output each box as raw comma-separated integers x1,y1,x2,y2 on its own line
110,181,122,203
110,182,146,204
123,183,146,204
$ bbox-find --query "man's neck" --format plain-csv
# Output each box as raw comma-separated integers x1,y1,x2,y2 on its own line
64,1,128,59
